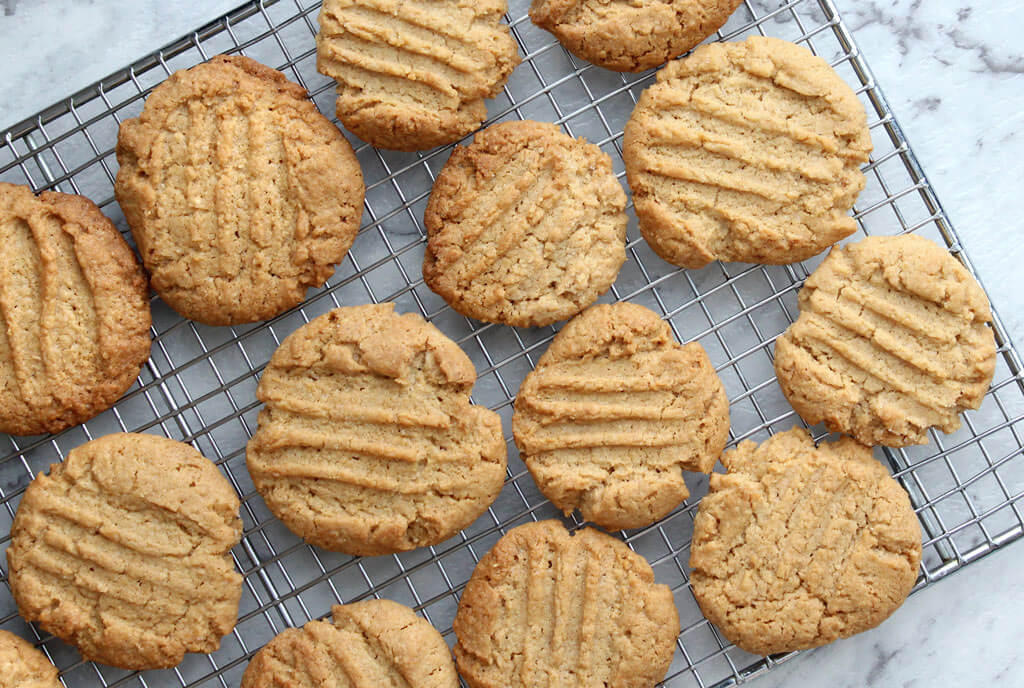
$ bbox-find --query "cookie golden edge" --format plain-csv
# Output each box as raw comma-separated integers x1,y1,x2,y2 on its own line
7,433,243,670
0,182,151,436
512,302,730,530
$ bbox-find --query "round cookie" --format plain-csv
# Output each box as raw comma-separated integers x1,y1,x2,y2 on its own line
242,599,457,688
246,303,507,556
116,55,365,326
623,36,872,269
7,433,244,670
316,0,520,151
423,120,627,327
513,303,729,530
689,427,922,655
775,234,997,447
454,520,679,688
530,0,743,72
0,182,151,436
0,630,61,688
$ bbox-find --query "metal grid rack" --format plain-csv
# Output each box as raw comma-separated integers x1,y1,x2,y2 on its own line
1,0,1023,686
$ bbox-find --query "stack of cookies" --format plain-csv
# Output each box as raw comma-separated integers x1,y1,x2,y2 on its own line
0,0,998,685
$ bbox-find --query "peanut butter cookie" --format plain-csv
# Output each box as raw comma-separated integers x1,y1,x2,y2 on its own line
690,427,922,655
513,303,729,530
454,520,679,688
531,0,743,72
0,182,151,436
116,55,364,326
423,120,627,327
242,599,457,688
623,36,872,269
7,433,243,670
0,630,61,688
317,0,520,151
775,234,997,447
246,304,507,556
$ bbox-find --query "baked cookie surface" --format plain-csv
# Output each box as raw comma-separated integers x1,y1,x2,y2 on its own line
454,520,679,688
513,303,729,529
775,234,996,447
530,0,743,72
317,0,520,151
116,55,364,326
689,428,921,655
7,433,243,670
241,599,457,688
423,120,627,327
246,303,507,555
0,182,151,436
623,36,871,269
0,630,61,688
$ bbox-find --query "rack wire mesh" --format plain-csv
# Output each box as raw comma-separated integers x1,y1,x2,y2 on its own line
1,0,1023,686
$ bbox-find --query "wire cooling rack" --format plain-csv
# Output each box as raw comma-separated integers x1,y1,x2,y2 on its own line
1,0,1023,686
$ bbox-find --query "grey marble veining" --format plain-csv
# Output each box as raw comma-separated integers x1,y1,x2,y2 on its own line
832,0,1024,346
0,1,1022,687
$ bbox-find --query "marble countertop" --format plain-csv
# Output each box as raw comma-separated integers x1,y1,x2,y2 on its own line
1,1,1023,686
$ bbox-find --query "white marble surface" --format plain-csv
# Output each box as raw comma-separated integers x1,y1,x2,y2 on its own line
1,1,1023,686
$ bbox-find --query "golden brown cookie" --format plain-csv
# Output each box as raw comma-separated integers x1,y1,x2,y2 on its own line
316,0,520,151
0,182,151,436
246,303,507,556
0,630,61,688
623,36,872,269
7,433,243,670
775,235,997,447
690,428,922,655
530,0,743,72
241,599,458,688
454,520,679,688
116,55,365,326
423,120,627,327
513,303,729,530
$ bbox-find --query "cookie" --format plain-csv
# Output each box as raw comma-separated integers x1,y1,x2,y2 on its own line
454,520,679,688
116,55,365,326
513,303,729,529
0,182,151,436
241,599,457,688
316,0,520,151
623,36,872,269
530,0,743,72
7,433,243,670
775,234,997,447
690,427,921,655
423,120,627,327
0,630,61,688
246,303,506,556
